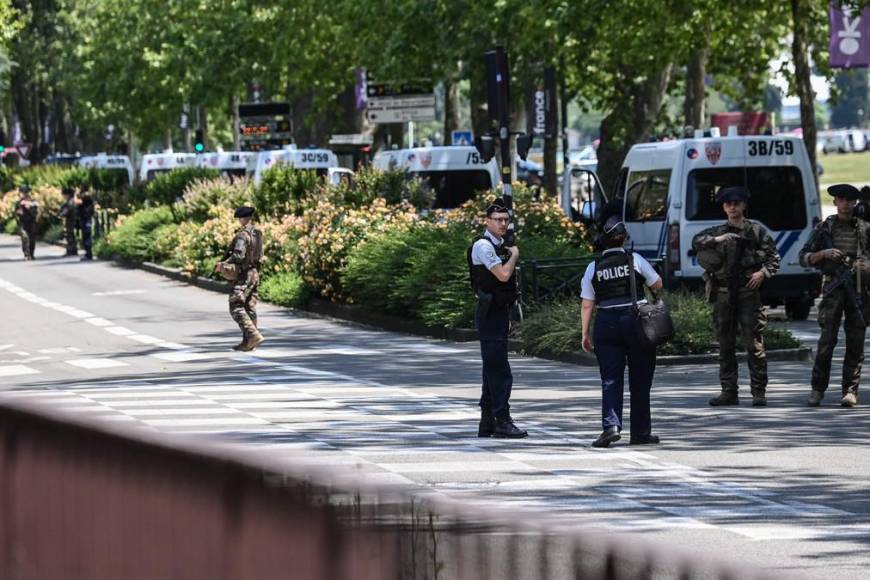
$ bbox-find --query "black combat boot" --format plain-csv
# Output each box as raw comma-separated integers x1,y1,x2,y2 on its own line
478,409,495,437
592,426,621,448
629,434,660,445
709,391,739,406
751,390,767,407
493,415,528,439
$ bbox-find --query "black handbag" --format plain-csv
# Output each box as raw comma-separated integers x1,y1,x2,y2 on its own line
628,252,675,349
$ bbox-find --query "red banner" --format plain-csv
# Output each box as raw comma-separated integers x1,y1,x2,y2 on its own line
710,112,770,136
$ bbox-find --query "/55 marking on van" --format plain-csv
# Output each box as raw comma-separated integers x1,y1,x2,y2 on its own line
747,140,794,157
465,152,482,164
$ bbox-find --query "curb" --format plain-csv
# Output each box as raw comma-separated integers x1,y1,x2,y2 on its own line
104,255,813,367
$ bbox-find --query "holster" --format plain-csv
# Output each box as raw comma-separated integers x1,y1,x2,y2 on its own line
703,274,719,303
476,291,494,319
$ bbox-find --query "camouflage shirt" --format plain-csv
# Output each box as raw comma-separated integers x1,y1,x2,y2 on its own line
692,220,780,281
13,199,38,229
227,224,262,271
798,215,870,275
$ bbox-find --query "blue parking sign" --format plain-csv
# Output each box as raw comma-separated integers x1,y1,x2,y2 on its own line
451,130,473,146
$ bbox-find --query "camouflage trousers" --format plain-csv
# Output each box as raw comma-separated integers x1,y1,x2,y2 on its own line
19,226,35,259
811,288,866,395
64,221,77,255
714,287,768,393
229,270,259,339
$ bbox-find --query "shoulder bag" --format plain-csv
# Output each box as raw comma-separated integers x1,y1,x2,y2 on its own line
628,252,674,349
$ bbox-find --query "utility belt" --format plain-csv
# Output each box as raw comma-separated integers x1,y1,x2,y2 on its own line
476,290,516,318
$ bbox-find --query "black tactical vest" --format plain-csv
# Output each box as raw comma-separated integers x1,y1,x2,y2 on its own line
591,251,645,306
467,236,519,306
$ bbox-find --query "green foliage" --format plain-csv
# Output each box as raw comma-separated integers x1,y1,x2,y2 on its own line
253,166,322,217
514,290,801,357
43,222,65,243
176,177,254,222
3,218,15,235
132,168,220,211
259,272,311,308
99,206,175,262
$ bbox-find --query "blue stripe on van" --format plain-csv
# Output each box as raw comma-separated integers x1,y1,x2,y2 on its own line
776,231,801,259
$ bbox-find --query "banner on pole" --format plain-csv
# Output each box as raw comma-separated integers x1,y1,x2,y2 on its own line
830,3,870,69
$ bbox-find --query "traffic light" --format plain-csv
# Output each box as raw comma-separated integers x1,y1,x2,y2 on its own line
0,129,6,154
194,129,205,152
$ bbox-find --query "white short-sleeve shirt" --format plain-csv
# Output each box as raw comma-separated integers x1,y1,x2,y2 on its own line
471,230,505,271
580,249,661,307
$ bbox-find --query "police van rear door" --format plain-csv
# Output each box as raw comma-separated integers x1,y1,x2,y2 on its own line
622,143,676,261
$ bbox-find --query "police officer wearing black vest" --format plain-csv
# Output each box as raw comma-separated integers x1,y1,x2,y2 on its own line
581,216,663,448
467,199,527,438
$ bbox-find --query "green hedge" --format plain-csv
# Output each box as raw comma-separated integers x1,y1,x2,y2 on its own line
259,271,310,307
96,206,175,262
514,290,800,356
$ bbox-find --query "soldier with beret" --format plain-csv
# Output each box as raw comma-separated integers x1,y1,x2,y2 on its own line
800,184,870,407
215,206,265,351
13,184,38,260
692,186,780,406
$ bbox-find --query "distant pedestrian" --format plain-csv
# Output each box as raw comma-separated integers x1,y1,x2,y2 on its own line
581,216,663,448
59,187,78,256
800,184,870,407
75,187,95,261
215,206,264,351
13,185,38,260
467,199,527,438
692,186,780,407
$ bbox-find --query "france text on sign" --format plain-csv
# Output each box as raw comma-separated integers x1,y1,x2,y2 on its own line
830,4,870,68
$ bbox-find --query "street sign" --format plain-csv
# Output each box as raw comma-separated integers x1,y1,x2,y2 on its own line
16,143,32,159
451,130,474,146
238,102,292,151
366,94,436,124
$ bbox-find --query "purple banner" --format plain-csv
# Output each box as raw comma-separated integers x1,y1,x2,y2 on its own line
830,3,870,68
355,68,367,111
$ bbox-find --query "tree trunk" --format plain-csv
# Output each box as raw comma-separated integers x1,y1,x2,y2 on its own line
334,84,364,135
683,45,708,130
199,105,208,151
596,64,673,194
469,66,490,140
444,80,460,144
164,128,173,151
791,0,818,194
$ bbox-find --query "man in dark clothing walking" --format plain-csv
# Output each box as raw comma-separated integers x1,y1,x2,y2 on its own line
13,185,38,260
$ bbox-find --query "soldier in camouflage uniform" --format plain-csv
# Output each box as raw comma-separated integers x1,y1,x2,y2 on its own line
800,184,870,407
216,206,264,351
13,185,38,260
58,187,78,256
692,186,780,407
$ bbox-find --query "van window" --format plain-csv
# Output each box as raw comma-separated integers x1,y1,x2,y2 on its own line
411,170,493,209
686,166,807,230
625,170,670,221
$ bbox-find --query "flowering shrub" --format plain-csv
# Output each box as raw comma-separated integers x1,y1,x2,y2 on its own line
176,177,254,222
253,166,322,217
97,206,175,262
295,197,418,299
0,185,65,235
173,205,238,276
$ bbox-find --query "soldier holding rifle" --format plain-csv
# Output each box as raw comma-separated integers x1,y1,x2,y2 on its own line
800,184,870,408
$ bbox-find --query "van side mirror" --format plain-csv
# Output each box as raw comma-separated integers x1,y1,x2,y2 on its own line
516,133,533,161
475,135,496,163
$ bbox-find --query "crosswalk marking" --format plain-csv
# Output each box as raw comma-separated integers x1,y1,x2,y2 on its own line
0,365,39,377
65,358,129,369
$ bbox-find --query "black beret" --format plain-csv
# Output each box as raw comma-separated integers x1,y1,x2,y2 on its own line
61,187,74,196
716,186,750,203
18,184,31,194
485,198,509,216
827,183,862,200
234,206,255,218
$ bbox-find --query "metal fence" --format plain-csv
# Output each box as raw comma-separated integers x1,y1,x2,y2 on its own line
0,396,774,580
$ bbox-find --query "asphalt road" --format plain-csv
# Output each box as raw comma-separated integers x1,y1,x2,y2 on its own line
2,234,870,579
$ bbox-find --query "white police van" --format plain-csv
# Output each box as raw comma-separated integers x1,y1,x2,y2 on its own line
197,151,256,179
617,128,821,318
249,145,339,185
372,146,500,208
78,154,135,187
139,152,197,183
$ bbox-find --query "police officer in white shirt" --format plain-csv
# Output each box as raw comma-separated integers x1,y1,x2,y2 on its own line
467,199,527,438
580,216,663,448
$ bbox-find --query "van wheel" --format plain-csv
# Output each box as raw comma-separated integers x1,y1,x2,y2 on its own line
785,298,812,321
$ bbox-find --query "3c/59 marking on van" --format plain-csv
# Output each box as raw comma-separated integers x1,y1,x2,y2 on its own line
301,152,330,163
748,140,794,157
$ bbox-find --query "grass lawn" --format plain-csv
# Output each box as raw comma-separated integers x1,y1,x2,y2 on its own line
818,150,870,186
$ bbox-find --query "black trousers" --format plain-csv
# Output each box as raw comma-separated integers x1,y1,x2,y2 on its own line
476,304,512,419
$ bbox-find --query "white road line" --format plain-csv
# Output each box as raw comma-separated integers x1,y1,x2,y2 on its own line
143,417,271,427
122,408,241,417
65,358,130,369
150,351,212,362
84,317,114,327
0,344,14,351
128,334,164,345
104,326,136,336
0,365,39,377
92,290,147,297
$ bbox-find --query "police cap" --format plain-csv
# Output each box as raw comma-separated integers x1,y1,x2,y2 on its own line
61,187,74,196
234,206,255,218
827,183,862,200
18,184,31,194
716,186,750,203
485,198,509,217
602,215,627,240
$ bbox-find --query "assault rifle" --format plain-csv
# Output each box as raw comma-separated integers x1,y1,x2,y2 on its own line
822,257,866,327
